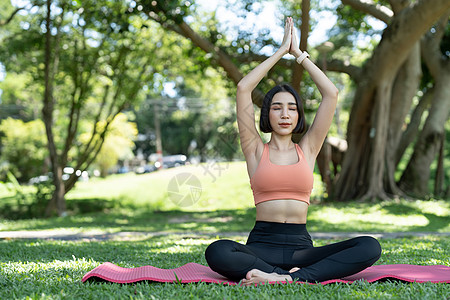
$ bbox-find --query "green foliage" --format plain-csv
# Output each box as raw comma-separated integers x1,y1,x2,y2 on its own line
0,72,42,121
80,113,138,177
0,171,52,219
0,1,182,210
0,118,48,182
330,2,383,50
134,88,239,162
139,0,193,25
0,0,447,207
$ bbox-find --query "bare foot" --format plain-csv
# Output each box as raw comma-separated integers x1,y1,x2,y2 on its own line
241,269,293,286
289,267,300,273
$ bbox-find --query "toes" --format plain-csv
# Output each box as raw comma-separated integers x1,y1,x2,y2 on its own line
245,270,253,280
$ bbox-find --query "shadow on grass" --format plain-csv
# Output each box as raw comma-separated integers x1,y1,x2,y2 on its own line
0,208,257,233
0,197,115,220
0,235,210,266
1,235,449,267
66,198,116,214
1,198,449,234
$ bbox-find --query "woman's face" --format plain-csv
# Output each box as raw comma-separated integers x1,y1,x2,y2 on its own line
269,92,299,135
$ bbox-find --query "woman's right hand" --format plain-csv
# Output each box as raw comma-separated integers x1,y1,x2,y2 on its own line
280,17,292,55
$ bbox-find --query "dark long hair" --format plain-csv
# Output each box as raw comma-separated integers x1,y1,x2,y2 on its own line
259,84,306,134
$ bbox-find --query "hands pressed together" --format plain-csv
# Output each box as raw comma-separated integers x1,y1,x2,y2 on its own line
281,17,302,58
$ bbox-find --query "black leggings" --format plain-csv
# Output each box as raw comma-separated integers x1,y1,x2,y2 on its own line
205,221,381,282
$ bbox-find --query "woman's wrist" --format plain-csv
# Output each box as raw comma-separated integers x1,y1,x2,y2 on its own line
296,51,310,65
276,47,289,57
292,49,303,58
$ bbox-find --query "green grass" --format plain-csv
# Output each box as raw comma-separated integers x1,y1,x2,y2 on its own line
1,198,450,233
0,236,448,299
1,163,449,299
66,162,256,210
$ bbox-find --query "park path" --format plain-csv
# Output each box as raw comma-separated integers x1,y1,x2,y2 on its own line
1,229,449,241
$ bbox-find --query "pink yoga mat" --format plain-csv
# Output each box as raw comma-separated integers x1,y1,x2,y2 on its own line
82,263,450,285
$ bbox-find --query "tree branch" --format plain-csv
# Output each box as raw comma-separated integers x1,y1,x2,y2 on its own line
0,7,25,26
149,15,268,106
147,10,243,85
369,0,450,84
62,26,109,166
327,59,362,79
65,55,149,193
387,0,409,14
143,2,274,104
176,21,243,85
342,0,393,24
395,86,433,165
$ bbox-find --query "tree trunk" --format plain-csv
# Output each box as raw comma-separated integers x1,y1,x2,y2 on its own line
45,166,66,216
333,0,450,201
317,138,332,197
395,87,433,166
42,0,66,217
291,0,310,92
332,81,375,200
384,43,421,194
434,135,445,196
363,79,393,201
399,72,450,196
398,13,450,197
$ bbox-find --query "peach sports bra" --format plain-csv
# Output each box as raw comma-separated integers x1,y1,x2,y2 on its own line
250,143,314,205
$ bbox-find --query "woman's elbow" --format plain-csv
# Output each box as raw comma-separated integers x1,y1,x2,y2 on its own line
331,87,339,99
327,87,339,102
236,79,253,93
236,80,246,92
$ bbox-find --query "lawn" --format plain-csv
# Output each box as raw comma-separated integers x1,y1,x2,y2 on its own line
1,162,449,299
1,236,448,299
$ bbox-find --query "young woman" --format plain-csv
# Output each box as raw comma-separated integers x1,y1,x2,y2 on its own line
204,18,381,286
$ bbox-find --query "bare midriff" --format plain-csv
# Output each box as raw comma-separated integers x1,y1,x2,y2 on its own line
255,199,308,224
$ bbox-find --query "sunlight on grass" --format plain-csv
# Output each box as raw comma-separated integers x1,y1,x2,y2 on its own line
380,237,449,265
309,206,429,229
1,237,449,299
307,200,450,233
66,161,325,211
67,162,255,210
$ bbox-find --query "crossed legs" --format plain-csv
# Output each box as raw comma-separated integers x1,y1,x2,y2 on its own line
205,236,381,284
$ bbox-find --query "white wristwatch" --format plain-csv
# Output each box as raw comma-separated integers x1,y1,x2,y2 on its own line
296,51,310,65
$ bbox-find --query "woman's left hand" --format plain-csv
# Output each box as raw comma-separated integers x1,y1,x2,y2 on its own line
289,22,301,58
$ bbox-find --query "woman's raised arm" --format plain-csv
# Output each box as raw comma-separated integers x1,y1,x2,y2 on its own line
290,25,339,160
236,18,293,158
